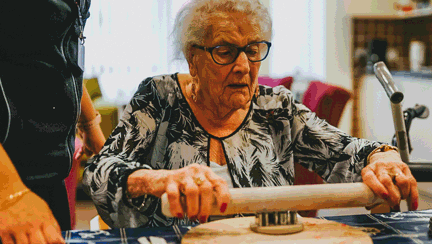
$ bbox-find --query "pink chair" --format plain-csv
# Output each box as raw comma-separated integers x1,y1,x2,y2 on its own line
302,81,351,127
294,81,351,217
64,137,83,229
258,76,293,90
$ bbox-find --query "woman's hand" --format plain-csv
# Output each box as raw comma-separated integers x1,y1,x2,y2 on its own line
127,164,231,223
361,150,418,211
0,191,65,244
75,127,105,160
80,127,105,157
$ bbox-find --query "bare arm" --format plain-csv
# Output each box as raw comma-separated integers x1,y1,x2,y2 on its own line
0,144,64,244
77,86,106,156
0,144,28,197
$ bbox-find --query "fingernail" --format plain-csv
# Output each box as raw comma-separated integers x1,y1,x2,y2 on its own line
220,203,228,213
177,213,183,219
412,201,418,210
199,216,207,223
382,193,389,199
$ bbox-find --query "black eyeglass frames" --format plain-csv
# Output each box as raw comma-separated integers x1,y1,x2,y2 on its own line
193,41,272,65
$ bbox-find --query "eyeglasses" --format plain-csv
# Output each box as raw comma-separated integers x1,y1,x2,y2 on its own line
193,41,272,65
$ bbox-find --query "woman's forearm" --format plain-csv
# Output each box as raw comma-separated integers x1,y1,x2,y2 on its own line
0,144,28,199
78,86,106,154
127,169,172,198
79,86,100,123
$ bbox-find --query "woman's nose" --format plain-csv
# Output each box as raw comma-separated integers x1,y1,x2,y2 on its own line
232,51,250,73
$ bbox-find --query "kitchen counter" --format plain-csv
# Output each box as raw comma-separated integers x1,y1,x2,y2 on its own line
392,71,432,79
365,71,432,79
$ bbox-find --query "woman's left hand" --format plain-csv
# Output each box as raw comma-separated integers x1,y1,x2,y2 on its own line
82,127,106,156
75,127,106,160
361,150,418,211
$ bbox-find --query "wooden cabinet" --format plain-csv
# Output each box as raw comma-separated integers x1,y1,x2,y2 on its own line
345,0,432,19
349,11,432,137
345,0,398,16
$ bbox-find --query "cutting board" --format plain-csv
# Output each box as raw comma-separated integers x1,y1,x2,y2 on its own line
182,217,373,244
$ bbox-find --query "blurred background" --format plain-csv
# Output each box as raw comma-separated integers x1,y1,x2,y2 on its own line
82,0,325,102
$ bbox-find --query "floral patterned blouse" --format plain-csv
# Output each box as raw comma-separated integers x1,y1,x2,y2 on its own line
82,73,381,228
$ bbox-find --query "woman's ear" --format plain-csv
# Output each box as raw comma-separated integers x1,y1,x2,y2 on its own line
188,55,198,77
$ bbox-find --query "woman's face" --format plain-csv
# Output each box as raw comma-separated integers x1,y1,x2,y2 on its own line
189,13,264,110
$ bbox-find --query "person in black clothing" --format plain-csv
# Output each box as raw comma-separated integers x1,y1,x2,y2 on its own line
0,0,105,242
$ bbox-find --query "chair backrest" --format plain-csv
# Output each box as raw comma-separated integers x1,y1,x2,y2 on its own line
302,81,351,127
258,76,293,90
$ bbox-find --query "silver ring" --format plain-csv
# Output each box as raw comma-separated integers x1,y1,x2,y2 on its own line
388,172,400,181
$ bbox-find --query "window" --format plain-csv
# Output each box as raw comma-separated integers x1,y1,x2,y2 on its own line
269,0,325,80
83,0,190,102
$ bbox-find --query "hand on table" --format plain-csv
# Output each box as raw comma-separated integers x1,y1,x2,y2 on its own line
0,191,65,244
361,150,418,211
127,163,231,223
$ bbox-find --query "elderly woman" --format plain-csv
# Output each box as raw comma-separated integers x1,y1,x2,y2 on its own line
83,0,418,228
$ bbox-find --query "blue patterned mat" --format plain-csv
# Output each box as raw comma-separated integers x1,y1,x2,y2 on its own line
63,209,432,244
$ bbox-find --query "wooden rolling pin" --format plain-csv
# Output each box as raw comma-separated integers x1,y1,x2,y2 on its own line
161,183,385,217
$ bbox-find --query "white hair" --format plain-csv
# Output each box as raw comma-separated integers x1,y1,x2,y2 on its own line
171,0,272,62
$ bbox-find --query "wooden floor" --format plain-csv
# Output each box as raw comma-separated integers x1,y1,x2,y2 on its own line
75,200,98,230
74,183,432,230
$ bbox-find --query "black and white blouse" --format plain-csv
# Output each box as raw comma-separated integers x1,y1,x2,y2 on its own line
82,73,381,228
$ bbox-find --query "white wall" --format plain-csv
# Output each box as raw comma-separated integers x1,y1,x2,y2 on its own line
267,0,325,80
259,0,271,76
264,0,353,133
360,75,432,162
326,0,353,134
267,0,354,134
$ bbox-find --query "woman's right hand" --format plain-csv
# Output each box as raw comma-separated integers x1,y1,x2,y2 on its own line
127,164,231,223
0,191,65,244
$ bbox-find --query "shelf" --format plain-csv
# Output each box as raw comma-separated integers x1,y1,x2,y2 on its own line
352,7,432,20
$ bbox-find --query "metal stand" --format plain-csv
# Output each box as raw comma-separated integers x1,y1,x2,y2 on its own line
373,62,410,163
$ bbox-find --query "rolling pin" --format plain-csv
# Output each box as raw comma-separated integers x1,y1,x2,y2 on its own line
161,183,385,217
